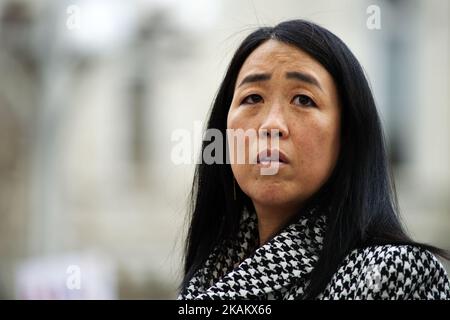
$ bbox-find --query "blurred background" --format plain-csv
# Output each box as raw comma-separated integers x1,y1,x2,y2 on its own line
0,0,448,299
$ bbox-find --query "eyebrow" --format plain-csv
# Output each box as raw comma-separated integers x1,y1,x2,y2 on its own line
238,71,323,91
286,71,323,91
238,73,271,87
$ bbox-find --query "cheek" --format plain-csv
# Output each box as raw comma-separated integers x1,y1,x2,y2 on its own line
227,107,254,129
227,109,258,163
228,110,250,184
292,116,340,176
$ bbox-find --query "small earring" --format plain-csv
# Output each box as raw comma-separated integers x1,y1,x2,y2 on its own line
233,178,237,201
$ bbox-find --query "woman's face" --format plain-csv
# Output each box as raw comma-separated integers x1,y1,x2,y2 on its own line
227,40,341,214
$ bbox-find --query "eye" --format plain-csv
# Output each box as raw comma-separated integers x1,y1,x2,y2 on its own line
240,94,263,105
292,94,316,107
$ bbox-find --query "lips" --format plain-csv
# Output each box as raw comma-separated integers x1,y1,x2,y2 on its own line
256,149,289,164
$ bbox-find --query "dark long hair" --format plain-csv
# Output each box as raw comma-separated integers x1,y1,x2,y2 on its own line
181,19,448,299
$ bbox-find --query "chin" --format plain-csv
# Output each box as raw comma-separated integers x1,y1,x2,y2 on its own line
248,184,297,206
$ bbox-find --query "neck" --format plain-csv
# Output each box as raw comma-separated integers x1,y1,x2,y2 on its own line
253,202,301,246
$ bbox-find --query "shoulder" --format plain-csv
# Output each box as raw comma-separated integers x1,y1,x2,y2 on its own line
349,244,445,273
321,244,450,299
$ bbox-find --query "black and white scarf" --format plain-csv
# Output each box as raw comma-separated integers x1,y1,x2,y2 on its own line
178,208,450,300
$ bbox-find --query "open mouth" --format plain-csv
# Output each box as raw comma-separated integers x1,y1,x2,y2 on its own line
256,149,289,165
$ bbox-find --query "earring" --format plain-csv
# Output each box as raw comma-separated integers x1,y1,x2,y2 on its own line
233,178,237,201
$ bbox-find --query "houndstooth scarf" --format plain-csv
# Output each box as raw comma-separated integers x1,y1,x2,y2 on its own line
178,207,450,300
178,207,327,299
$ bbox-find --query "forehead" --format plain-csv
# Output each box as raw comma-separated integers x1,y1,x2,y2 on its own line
236,39,330,85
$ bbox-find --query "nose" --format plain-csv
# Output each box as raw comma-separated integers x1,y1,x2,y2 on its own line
259,104,289,139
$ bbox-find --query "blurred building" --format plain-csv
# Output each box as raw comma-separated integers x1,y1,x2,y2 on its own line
0,0,448,299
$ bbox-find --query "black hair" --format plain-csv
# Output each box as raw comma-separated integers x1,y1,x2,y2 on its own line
180,19,448,299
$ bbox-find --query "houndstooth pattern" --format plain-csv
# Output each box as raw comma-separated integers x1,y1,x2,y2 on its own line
178,208,450,300
319,245,450,299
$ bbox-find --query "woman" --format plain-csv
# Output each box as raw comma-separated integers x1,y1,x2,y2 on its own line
178,20,450,299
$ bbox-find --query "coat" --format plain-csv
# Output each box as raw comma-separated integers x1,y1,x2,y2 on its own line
178,207,450,300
